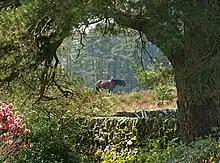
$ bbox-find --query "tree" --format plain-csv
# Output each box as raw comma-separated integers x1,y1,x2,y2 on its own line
0,0,93,100
86,0,220,142
66,0,220,141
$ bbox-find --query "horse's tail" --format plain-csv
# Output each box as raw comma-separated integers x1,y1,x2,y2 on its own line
95,80,101,84
95,80,101,92
95,80,101,86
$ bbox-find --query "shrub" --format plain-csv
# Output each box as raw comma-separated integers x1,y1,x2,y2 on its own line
133,63,174,90
133,63,175,103
0,102,31,162
152,84,174,103
0,74,116,162
11,86,110,163
12,100,96,163
131,91,142,100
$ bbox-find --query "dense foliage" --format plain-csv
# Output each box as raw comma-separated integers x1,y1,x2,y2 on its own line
0,0,91,100
102,138,220,163
0,78,116,162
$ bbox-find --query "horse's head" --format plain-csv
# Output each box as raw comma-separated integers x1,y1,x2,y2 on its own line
112,79,126,87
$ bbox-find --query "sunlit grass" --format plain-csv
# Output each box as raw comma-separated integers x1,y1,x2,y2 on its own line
107,89,177,113
64,87,177,116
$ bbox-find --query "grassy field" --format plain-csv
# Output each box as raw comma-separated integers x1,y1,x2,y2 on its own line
104,89,178,113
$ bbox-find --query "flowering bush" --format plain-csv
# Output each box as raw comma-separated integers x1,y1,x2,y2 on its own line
0,102,31,160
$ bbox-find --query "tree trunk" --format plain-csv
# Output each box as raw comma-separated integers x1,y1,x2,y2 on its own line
169,32,220,142
107,62,111,79
112,56,117,78
175,64,220,142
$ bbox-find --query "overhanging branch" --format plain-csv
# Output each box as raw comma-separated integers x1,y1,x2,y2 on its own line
110,9,156,43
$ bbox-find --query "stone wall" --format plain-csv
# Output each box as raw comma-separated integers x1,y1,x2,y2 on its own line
87,109,179,155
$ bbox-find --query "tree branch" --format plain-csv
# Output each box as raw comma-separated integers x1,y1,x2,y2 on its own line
111,9,157,44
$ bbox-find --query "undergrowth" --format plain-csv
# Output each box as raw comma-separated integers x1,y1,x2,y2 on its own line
102,137,220,163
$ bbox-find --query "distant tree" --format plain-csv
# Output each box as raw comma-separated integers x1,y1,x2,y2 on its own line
58,33,165,92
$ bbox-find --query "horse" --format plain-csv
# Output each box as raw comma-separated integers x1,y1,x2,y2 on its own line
95,79,126,93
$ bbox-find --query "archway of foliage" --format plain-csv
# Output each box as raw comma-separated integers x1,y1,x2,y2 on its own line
1,0,220,144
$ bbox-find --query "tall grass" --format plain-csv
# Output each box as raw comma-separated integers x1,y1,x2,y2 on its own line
106,90,177,114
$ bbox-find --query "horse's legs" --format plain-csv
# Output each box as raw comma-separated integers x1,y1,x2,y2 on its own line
96,87,100,92
109,88,114,95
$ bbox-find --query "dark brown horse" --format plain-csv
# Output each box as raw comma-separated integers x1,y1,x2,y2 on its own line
95,79,126,93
